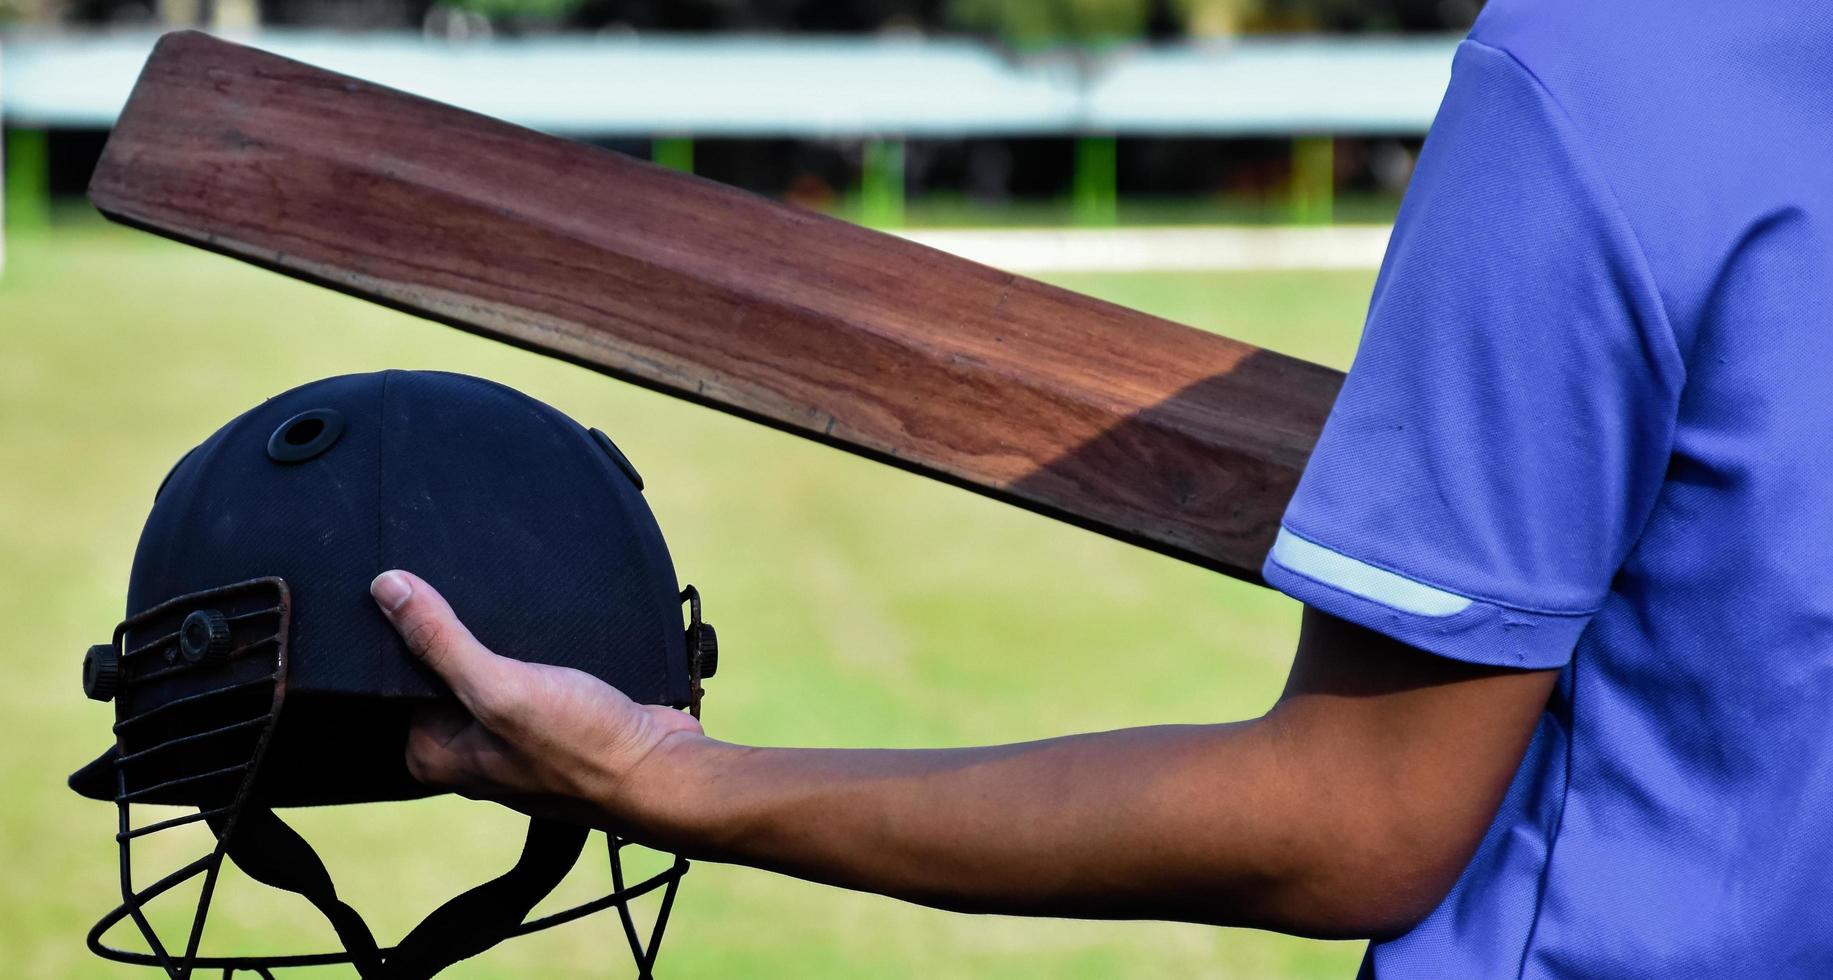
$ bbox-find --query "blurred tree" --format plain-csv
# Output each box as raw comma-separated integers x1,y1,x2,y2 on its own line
438,0,584,20
1174,0,1256,36
1247,0,1480,32
946,0,1477,46
563,0,1476,37
0,0,58,24
568,0,944,32
947,0,1152,48
776,0,944,31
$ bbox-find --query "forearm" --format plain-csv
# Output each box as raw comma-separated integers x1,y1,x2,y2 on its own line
621,718,1422,936
372,577,1548,940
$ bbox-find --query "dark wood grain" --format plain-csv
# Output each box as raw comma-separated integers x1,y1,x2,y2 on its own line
88,31,1344,582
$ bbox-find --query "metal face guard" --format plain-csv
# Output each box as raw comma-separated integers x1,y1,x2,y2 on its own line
87,577,294,978
84,577,692,979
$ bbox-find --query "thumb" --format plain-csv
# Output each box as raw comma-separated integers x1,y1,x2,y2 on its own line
370,569,510,717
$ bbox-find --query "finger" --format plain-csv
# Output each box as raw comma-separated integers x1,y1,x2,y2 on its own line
405,714,516,789
411,702,473,750
371,569,512,719
403,721,467,788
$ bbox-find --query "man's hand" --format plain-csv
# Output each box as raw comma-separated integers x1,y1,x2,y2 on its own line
370,570,702,827
372,569,1556,938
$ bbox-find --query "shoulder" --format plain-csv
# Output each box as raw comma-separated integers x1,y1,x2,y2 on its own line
1462,0,1817,344
1460,0,1689,165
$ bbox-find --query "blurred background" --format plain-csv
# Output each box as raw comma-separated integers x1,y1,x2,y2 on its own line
1,0,1465,976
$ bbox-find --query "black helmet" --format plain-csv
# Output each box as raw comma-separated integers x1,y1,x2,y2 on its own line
71,370,717,978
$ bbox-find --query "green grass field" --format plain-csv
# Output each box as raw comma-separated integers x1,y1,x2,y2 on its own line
0,223,1375,978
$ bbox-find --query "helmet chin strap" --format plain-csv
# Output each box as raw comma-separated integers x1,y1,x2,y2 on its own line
209,809,587,980
205,808,384,975
371,815,588,979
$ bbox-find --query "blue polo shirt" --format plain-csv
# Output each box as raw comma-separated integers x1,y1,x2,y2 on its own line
1262,1,1833,975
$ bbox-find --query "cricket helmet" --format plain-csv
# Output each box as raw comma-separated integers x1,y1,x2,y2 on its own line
70,370,718,979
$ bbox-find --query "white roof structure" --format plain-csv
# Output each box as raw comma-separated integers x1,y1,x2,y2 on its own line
0,30,1455,136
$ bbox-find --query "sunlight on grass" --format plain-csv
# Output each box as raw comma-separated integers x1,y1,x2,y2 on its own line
0,225,1375,978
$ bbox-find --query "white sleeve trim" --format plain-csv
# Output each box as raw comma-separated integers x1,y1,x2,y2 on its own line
1270,528,1474,618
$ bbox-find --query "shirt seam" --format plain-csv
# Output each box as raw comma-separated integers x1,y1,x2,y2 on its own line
1457,37,1688,585
1276,523,1602,620
1461,37,1686,381
1513,657,1579,980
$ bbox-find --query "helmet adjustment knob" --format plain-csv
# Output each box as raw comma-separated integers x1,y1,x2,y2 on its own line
179,609,233,664
692,622,719,679
83,644,120,702
681,585,717,683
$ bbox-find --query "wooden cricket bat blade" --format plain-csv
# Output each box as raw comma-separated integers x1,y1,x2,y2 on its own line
88,31,1344,583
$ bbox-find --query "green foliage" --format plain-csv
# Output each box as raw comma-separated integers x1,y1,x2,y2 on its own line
433,0,588,22
1175,0,1262,35
947,0,1475,41
948,0,1155,48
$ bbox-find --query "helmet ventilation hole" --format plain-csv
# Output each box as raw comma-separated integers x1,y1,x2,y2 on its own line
283,417,323,445
267,409,345,463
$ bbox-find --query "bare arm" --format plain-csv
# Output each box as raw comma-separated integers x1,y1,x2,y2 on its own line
373,570,1555,938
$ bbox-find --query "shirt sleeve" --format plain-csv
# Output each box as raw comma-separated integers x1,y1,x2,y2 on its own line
1261,39,1685,669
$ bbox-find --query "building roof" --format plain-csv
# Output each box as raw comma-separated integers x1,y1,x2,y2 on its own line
0,30,1455,136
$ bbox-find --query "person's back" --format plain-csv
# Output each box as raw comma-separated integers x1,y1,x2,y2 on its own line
1263,0,1833,973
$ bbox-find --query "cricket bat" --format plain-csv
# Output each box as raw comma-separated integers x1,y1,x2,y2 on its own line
87,31,1344,583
